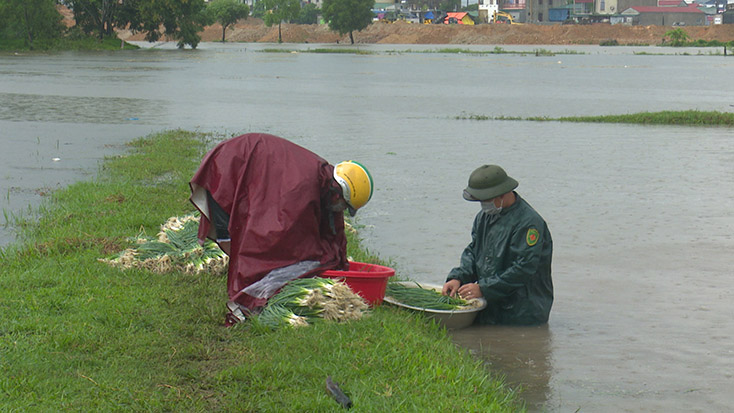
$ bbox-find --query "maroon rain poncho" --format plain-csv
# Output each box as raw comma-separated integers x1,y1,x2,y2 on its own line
189,133,348,310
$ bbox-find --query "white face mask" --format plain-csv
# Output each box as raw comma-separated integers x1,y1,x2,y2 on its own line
481,198,503,215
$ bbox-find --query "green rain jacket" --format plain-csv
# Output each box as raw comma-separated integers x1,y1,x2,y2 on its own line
447,193,553,325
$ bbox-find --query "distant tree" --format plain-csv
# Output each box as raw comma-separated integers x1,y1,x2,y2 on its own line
64,0,209,48
321,0,374,44
0,3,6,35
663,28,690,47
66,0,134,40
0,0,64,49
250,0,267,19
438,0,460,11
262,0,300,43
133,0,210,49
296,3,320,25
207,0,249,42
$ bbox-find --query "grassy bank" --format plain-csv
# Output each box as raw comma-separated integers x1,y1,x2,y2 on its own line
457,110,734,126
0,130,522,411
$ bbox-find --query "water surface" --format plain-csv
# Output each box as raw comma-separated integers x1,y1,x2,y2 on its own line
1,43,733,411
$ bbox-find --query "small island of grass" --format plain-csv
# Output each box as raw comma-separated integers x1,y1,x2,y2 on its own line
457,110,734,127
259,47,586,56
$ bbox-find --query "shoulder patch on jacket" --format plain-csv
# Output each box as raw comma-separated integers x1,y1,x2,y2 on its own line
526,228,539,246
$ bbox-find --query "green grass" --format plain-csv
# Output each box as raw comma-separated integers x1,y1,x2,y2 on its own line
456,110,734,126
0,130,522,411
553,110,734,126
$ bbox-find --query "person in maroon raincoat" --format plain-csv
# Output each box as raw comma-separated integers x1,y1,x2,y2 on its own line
189,133,373,325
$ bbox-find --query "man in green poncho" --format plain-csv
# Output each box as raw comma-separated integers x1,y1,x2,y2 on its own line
442,165,553,325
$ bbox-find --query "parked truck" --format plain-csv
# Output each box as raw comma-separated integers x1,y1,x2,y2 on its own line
492,11,522,24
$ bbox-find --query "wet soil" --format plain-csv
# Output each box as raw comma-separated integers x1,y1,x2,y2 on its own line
116,18,734,46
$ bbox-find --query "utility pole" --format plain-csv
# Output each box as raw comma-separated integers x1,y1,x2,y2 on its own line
528,0,533,22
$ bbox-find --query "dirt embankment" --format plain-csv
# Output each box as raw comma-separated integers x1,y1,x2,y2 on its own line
117,18,734,45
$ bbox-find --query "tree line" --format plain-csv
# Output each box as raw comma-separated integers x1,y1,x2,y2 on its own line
0,0,376,50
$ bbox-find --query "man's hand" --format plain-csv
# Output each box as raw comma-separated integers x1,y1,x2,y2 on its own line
442,279,461,297
457,282,482,300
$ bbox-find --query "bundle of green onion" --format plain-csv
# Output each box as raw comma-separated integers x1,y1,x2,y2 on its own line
255,277,369,329
385,282,468,310
100,214,228,275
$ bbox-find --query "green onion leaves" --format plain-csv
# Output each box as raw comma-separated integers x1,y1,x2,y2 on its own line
385,283,468,311
254,277,369,329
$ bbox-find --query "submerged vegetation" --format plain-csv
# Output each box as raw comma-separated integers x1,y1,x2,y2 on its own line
0,130,523,411
260,46,584,56
430,47,585,56
602,29,734,50
661,28,734,48
457,110,734,126
260,47,376,54
553,110,734,126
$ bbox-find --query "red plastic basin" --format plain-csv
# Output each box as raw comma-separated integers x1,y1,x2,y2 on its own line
321,261,395,306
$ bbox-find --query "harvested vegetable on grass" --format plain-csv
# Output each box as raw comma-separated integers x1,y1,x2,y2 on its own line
254,277,369,329
257,304,309,328
100,214,228,275
385,282,468,310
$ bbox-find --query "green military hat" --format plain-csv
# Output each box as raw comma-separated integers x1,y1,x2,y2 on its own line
463,165,518,201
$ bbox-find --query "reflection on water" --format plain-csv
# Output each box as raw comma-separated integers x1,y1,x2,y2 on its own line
452,325,553,412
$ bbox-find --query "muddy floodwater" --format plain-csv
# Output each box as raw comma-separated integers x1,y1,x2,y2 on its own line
1,43,733,411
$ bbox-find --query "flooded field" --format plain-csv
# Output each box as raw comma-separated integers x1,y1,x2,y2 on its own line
1,43,733,411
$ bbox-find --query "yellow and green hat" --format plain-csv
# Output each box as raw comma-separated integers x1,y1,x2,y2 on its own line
334,160,373,216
